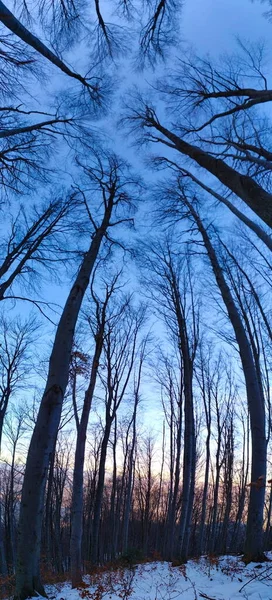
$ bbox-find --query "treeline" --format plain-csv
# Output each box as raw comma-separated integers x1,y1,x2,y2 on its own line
1,310,272,577
1,382,272,578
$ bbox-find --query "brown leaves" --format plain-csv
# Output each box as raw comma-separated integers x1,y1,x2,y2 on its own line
247,475,266,490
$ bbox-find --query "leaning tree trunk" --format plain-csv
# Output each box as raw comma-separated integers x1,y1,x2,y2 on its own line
15,202,114,600
146,117,272,228
185,199,267,561
165,401,182,560
70,332,104,587
171,273,196,563
178,366,195,561
197,380,211,555
91,419,112,565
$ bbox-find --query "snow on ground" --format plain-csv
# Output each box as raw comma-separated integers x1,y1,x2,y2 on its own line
44,556,272,600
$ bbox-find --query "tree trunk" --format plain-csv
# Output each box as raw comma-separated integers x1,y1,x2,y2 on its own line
0,1,93,89
230,415,249,552
220,420,234,554
122,381,141,555
109,418,117,560
0,411,4,454
180,420,196,560
184,199,267,560
0,503,7,576
146,118,272,228
198,429,210,555
15,204,113,600
70,334,104,587
166,407,182,560
91,420,112,564
196,363,211,556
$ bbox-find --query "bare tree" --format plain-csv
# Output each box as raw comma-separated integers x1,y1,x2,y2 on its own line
122,337,148,554
171,188,267,561
0,315,37,452
126,76,272,228
91,299,145,564
140,238,199,561
0,193,78,306
14,152,139,600
3,407,27,573
194,342,213,555
70,269,123,587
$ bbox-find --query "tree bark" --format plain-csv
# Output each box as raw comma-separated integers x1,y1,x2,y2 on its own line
91,420,112,564
184,199,267,560
0,1,95,91
15,200,114,600
70,329,104,587
143,115,272,228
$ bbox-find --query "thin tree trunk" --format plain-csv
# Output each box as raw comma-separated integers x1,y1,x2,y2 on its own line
175,166,272,252
0,500,7,576
166,396,182,560
110,418,118,560
155,421,165,554
181,419,196,559
0,412,4,456
91,420,112,564
122,351,145,554
70,329,104,587
220,420,234,554
230,414,250,552
0,1,95,90
122,404,138,554
264,484,272,549
197,363,211,556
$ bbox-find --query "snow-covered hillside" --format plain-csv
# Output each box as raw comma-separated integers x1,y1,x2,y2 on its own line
44,557,272,600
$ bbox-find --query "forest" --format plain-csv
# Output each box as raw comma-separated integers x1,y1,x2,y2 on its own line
0,0,272,599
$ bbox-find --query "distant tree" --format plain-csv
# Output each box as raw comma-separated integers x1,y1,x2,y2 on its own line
91,299,145,564
122,337,148,554
140,238,199,560
3,407,27,574
0,315,37,452
70,269,123,587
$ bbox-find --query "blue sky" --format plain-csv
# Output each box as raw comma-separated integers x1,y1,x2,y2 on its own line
182,0,271,53
1,0,271,464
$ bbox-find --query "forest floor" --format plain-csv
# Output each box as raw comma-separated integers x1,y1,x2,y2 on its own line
43,555,272,600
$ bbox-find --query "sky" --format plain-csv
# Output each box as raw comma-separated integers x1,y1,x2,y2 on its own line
182,0,271,53
1,0,271,466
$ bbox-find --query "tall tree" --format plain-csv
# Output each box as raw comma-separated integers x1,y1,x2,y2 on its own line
140,239,199,560
173,190,267,561
14,152,139,600
70,270,122,587
91,300,145,564
127,80,272,229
